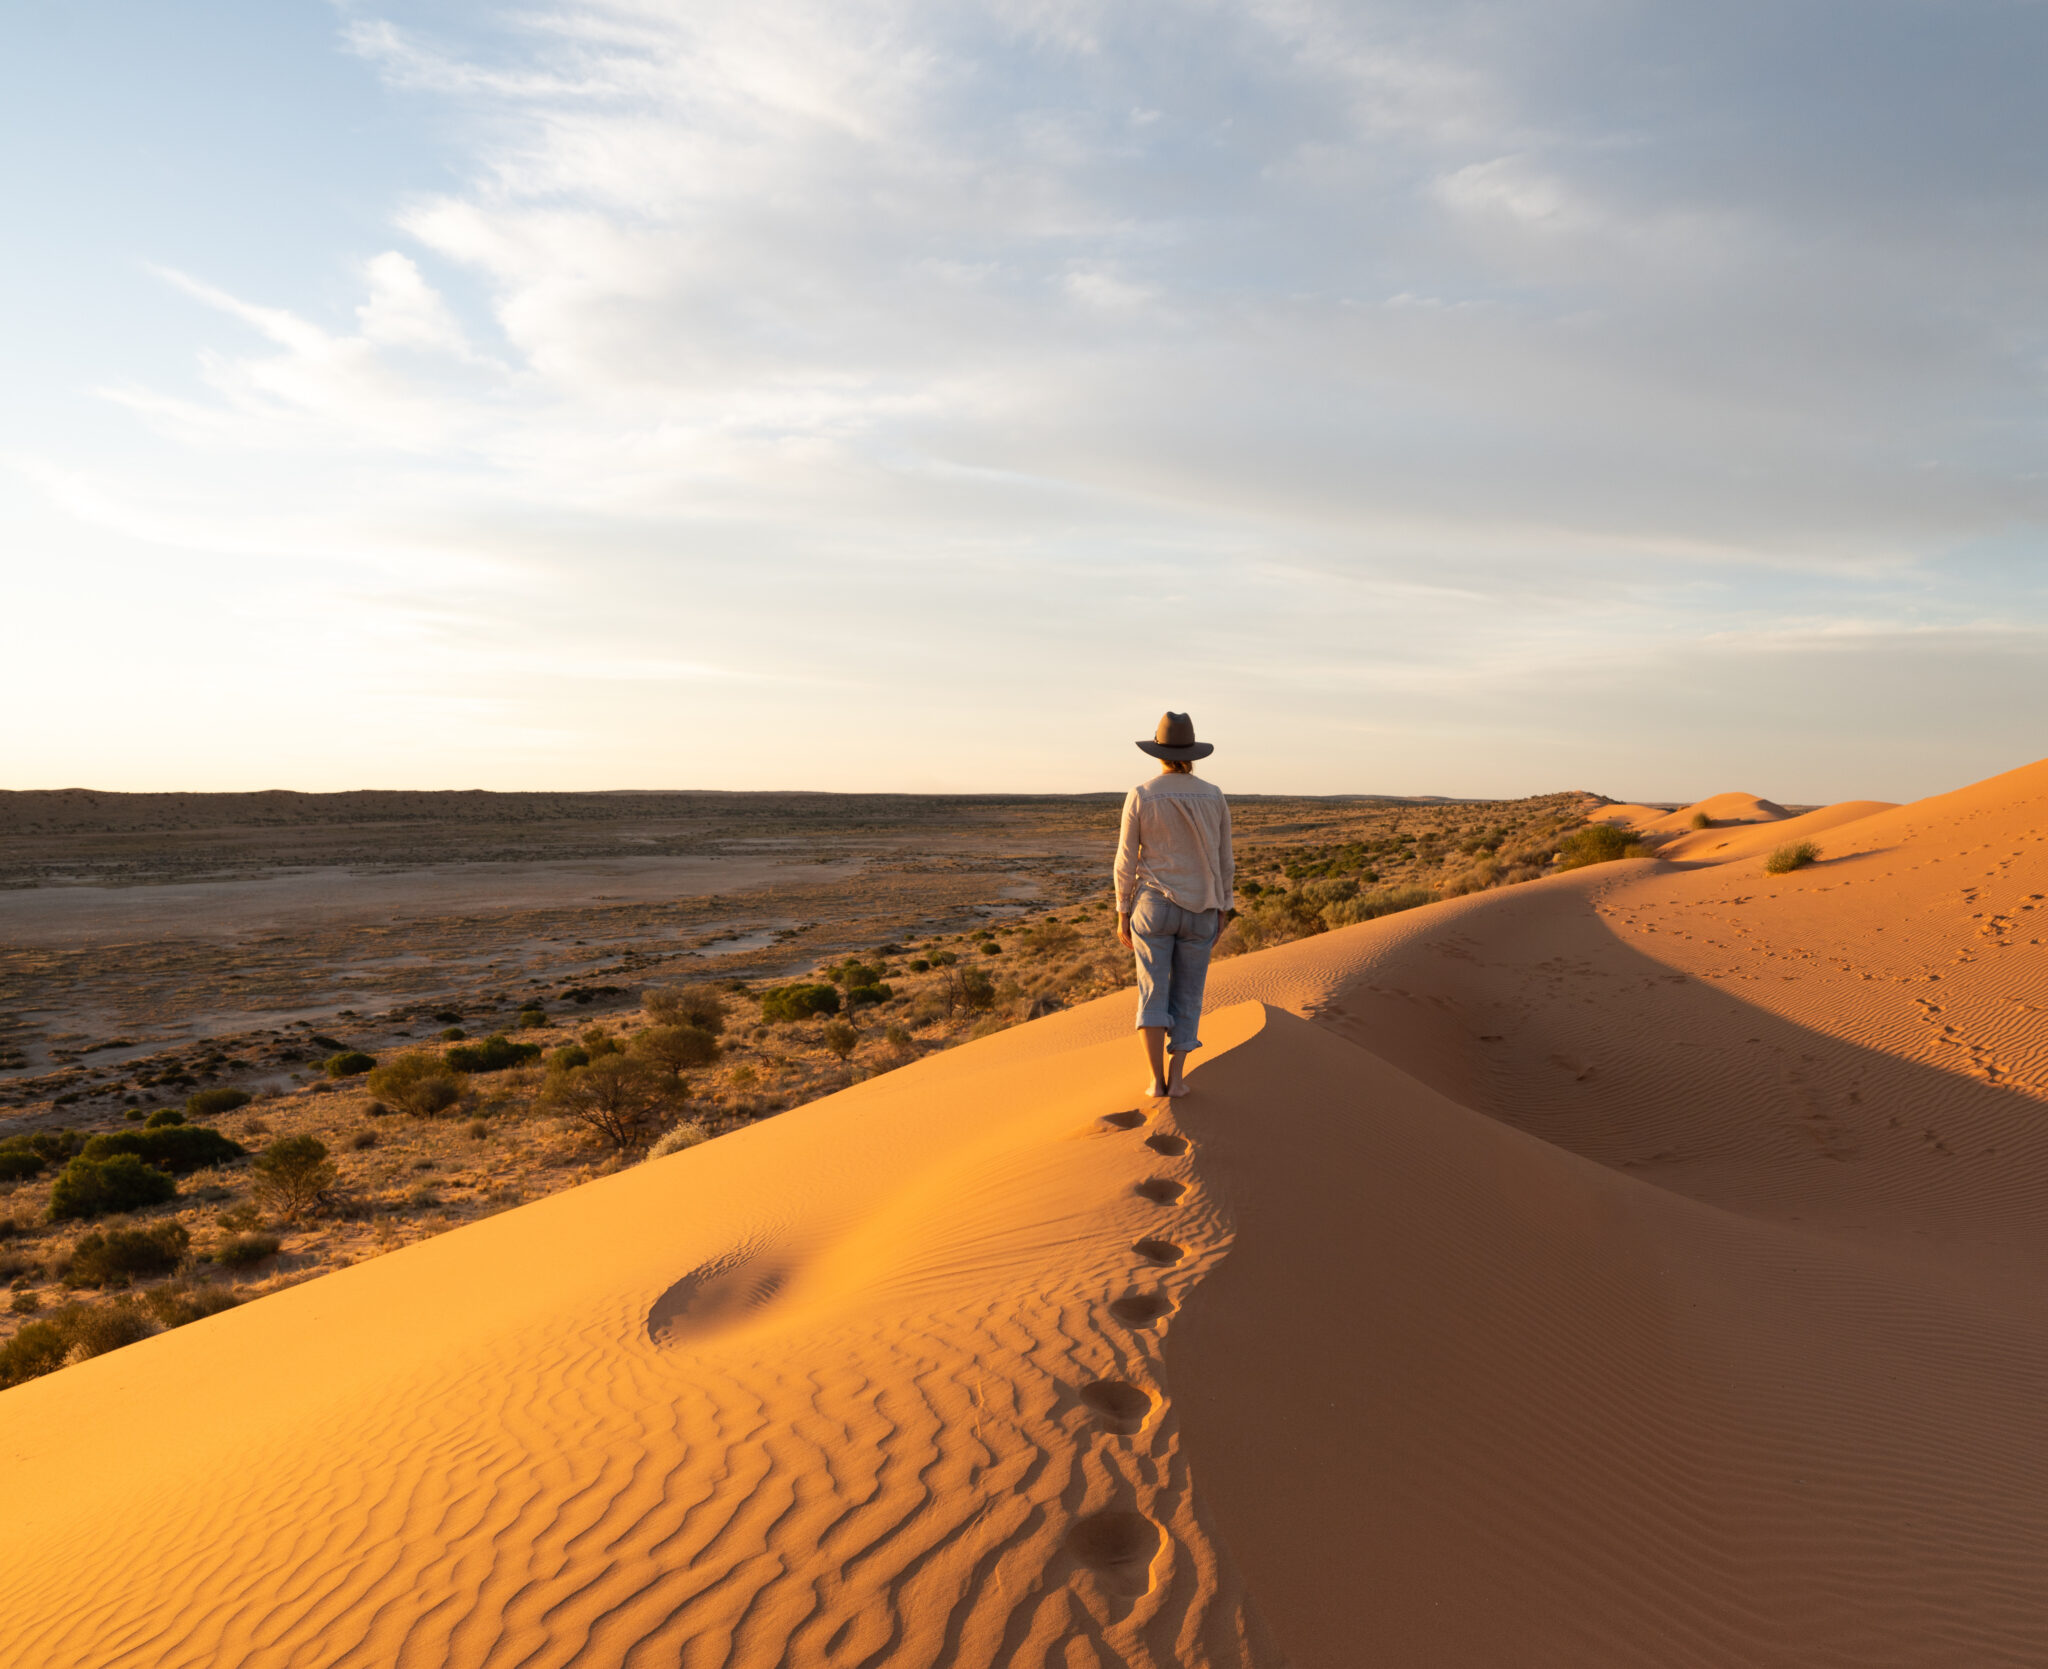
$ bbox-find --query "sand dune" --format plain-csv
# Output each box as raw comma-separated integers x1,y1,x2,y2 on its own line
9,759,2048,1665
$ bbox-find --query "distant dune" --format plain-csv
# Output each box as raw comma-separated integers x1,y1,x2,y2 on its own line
8,761,2048,1665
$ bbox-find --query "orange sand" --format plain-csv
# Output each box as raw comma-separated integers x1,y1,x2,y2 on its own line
8,760,2048,1665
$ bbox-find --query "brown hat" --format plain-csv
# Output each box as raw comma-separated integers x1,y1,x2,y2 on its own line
1136,711,1214,761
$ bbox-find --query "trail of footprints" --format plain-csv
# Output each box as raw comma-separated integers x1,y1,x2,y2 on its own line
1062,1101,1198,1599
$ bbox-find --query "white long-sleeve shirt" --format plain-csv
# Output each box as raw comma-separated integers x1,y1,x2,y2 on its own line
1113,772,1235,914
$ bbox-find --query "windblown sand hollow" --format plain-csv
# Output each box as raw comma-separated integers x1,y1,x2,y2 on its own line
8,759,2048,1665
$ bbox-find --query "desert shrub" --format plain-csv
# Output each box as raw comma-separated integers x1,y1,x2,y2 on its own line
437,1026,467,1041
578,1025,624,1058
65,1221,190,1288
445,1034,543,1073
1227,893,1327,952
645,984,730,1034
48,1154,178,1221
250,1135,335,1223
348,1130,379,1151
82,1125,245,1175
884,1025,914,1048
324,1051,375,1078
548,1043,591,1073
144,1282,241,1327
146,1108,188,1128
1689,811,1712,831
185,1087,250,1118
212,1231,282,1269
1555,823,1649,870
631,1023,720,1077
1321,886,1437,929
1764,841,1821,875
467,1119,490,1141
909,958,931,973
952,966,997,1013
367,1050,465,1115
846,982,893,1008
515,1007,548,1030
644,1120,710,1161
824,960,882,989
820,1020,860,1061
10,1291,39,1315
761,983,840,1023
0,1147,44,1182
0,1301,155,1387
539,1056,683,1151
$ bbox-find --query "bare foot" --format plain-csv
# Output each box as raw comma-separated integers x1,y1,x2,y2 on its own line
1144,1081,1170,1099
1169,1081,1191,1097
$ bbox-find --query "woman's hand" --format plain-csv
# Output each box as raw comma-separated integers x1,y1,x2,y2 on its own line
1116,912,1133,949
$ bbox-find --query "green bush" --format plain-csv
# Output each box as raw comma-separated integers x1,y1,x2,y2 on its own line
445,1035,542,1073
250,1136,335,1223
643,984,729,1034
820,1020,860,1061
0,1301,154,1387
146,1108,187,1128
578,1025,624,1058
1689,811,1712,831
539,1056,683,1151
547,1043,591,1073
630,1024,720,1077
213,1231,282,1269
1319,886,1437,930
48,1154,178,1221
515,1007,548,1030
65,1221,190,1288
324,1051,375,1078
366,1050,465,1115
760,983,840,1022
1555,823,1649,871
1764,841,1821,875
824,961,882,989
0,1148,45,1182
81,1125,245,1175
953,966,997,1013
437,1026,466,1041
185,1087,251,1118
846,982,893,1008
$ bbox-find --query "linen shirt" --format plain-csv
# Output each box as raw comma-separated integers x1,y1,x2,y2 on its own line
1113,772,1235,915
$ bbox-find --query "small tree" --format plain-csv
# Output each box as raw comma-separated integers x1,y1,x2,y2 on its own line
820,1020,860,1061
644,983,729,1035
367,1051,464,1116
47,1154,178,1222
541,1056,681,1152
251,1135,335,1223
631,1023,720,1078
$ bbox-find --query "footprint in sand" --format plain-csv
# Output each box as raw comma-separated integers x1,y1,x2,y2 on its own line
1079,1378,1155,1433
1134,1178,1186,1205
1132,1237,1185,1265
1143,1132,1187,1157
1108,1290,1172,1327
1101,1110,1147,1131
1066,1510,1163,1595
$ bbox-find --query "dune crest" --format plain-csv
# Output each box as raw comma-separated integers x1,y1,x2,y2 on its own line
12,756,2048,1665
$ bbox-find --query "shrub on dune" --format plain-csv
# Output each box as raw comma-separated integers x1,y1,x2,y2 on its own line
643,1120,710,1161
1554,823,1649,870
644,983,729,1034
540,1055,683,1151
1764,841,1821,875
212,1231,282,1270
0,1301,153,1387
820,1020,860,1061
760,983,840,1022
366,1051,465,1116
444,1034,542,1073
47,1153,179,1221
631,1023,721,1078
1689,811,1712,830
185,1087,251,1118
250,1135,335,1223
64,1221,190,1288
323,1051,375,1078
1320,886,1437,929
82,1125,244,1174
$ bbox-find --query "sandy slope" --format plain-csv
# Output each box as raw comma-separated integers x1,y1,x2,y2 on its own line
9,760,2048,1665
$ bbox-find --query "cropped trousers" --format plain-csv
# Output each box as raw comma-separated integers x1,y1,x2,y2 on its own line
1129,889,1222,1055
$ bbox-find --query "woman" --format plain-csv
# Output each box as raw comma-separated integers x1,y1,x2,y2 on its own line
1114,712,1235,1098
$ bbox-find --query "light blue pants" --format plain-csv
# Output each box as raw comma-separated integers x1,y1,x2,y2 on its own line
1130,890,1222,1054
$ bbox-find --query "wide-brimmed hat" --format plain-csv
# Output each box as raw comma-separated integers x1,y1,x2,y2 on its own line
1136,711,1214,761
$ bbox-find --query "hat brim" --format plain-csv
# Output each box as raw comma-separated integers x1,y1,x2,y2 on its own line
1137,740,1214,760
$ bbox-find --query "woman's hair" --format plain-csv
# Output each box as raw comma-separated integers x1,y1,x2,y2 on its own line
1161,759,1195,774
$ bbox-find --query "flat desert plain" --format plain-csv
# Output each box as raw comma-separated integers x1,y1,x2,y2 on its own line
9,761,2048,1665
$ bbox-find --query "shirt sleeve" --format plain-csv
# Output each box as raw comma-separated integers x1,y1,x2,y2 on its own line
1113,788,1142,912
1217,794,1235,911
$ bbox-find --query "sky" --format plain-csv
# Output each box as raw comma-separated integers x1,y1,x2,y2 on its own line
4,0,2046,802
